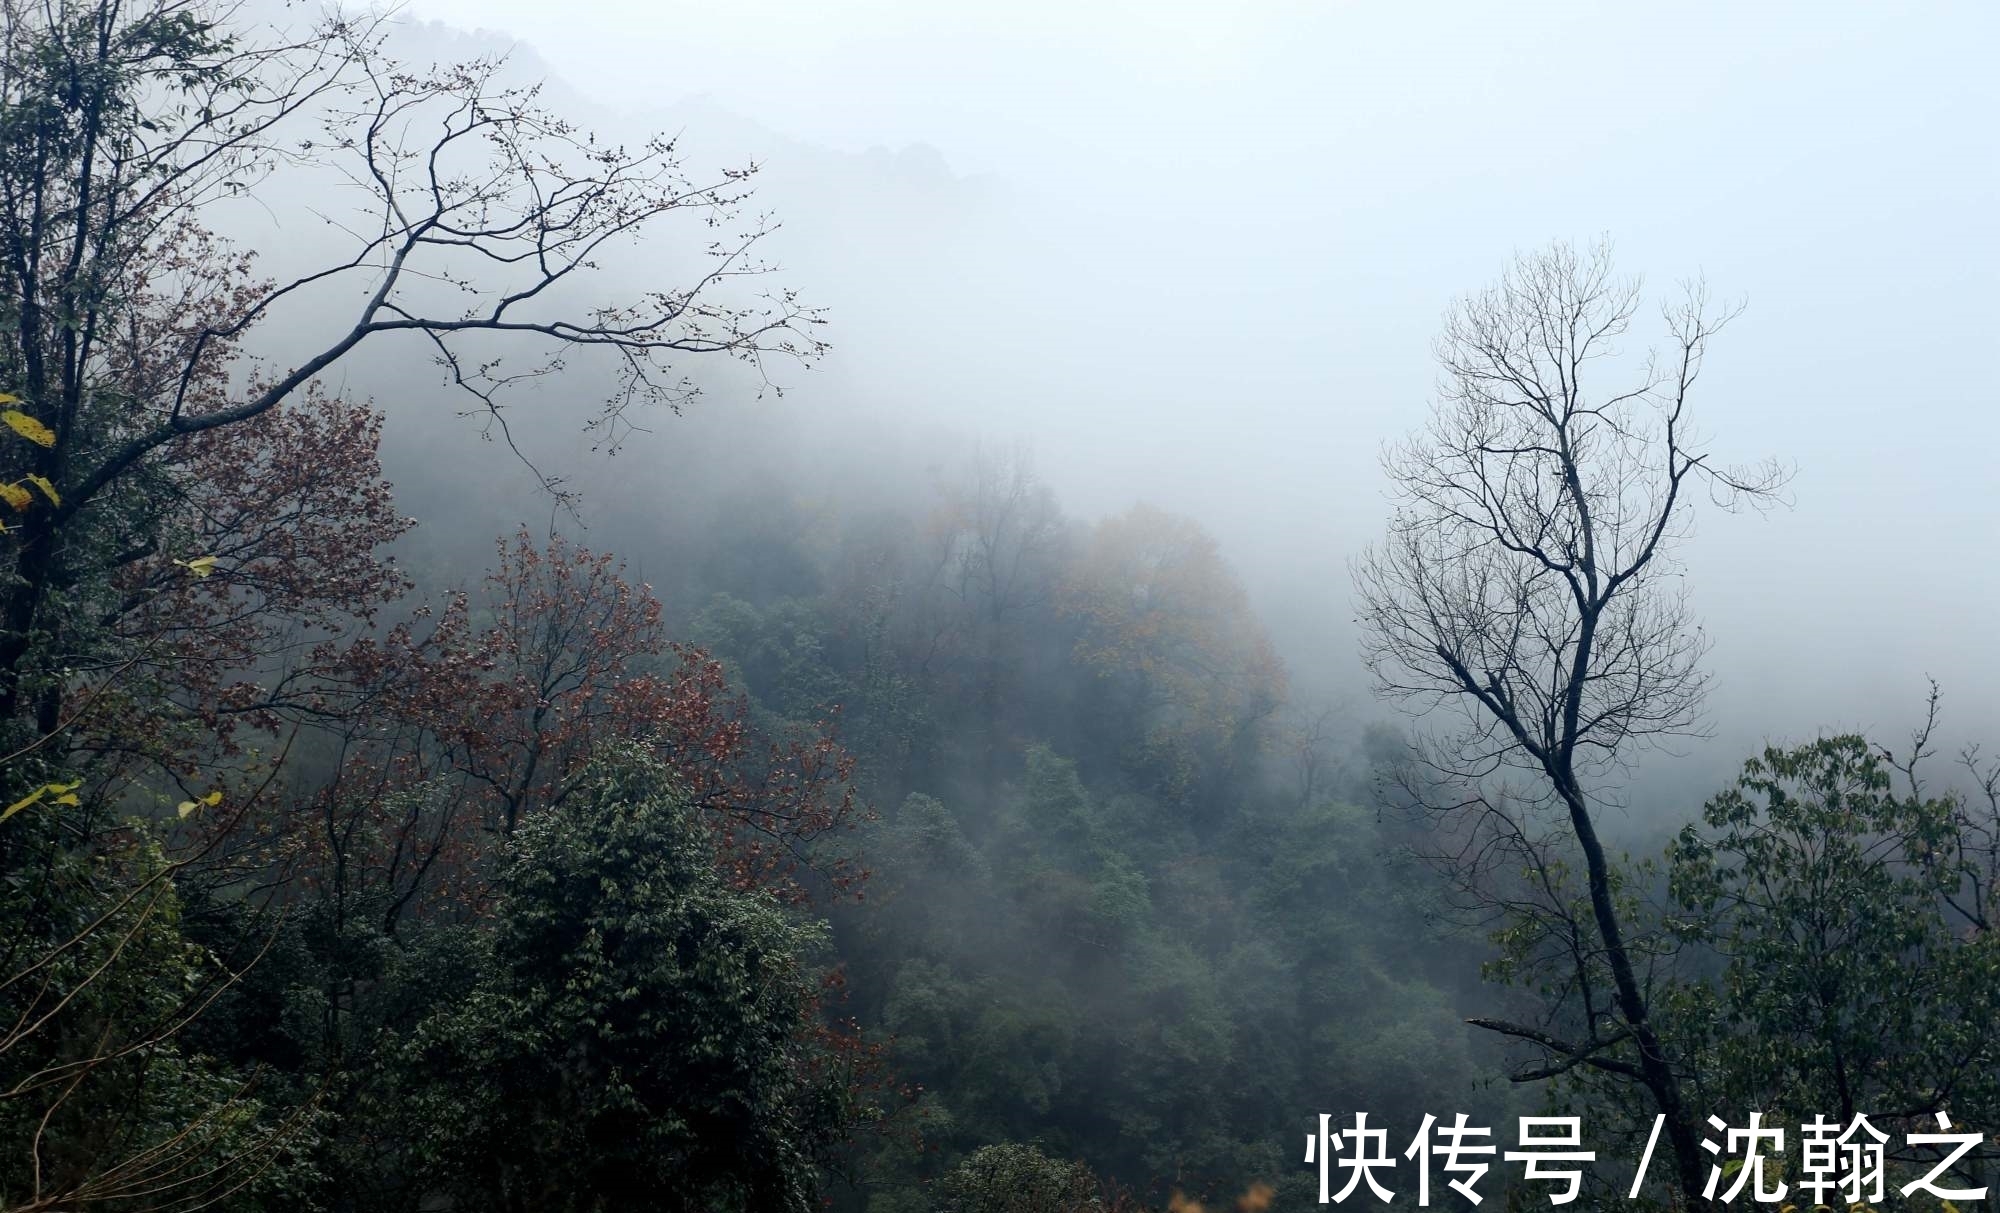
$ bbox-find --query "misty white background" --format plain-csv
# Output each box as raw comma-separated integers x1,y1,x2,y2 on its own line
341,0,1997,802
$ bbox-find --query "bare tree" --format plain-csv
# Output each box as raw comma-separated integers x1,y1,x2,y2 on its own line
1353,239,1787,1207
928,441,1065,775
0,0,824,737
1280,699,1345,809
932,442,1065,630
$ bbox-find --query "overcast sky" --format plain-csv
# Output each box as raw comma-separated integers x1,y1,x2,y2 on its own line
390,0,2000,780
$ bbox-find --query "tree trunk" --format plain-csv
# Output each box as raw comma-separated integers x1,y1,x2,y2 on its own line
1559,775,1707,1210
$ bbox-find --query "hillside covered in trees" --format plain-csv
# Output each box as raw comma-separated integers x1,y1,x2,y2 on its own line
2,2,1997,1212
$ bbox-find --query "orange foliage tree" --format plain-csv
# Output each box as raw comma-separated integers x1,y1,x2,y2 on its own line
1060,504,1286,813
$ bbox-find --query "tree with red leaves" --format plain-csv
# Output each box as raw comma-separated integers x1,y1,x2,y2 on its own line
256,530,865,937
0,4,848,1207
68,387,413,773
0,0,823,756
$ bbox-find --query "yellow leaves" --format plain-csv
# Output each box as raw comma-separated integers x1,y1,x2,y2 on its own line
1,779,84,824
1063,503,1287,758
2,407,55,447
1943,1202,1961,1213
0,474,60,514
174,555,218,578
177,789,223,819
1172,1187,1273,1213
0,395,63,519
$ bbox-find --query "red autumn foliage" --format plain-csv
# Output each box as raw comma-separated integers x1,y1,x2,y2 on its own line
57,385,411,808
108,389,413,724
271,529,865,931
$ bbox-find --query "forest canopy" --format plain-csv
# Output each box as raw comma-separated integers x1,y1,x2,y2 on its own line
1,2,1994,1212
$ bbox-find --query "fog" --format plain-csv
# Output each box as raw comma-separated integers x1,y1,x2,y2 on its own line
236,0,2000,804
9,3,1999,1204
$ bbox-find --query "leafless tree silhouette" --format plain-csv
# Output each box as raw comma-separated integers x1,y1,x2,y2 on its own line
1354,238,1788,1207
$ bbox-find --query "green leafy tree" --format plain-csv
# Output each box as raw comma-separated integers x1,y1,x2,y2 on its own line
390,748,857,1213
1666,735,2000,1140
930,1143,1104,1213
0,815,318,1213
